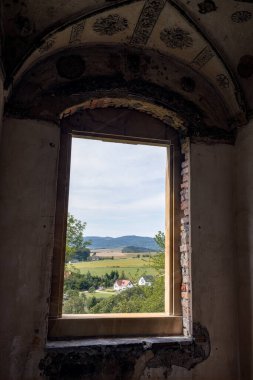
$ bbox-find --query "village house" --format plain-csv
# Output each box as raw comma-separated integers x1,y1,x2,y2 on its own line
113,279,133,292
138,275,154,287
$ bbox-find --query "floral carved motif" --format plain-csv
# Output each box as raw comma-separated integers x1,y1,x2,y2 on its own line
93,14,128,35
216,74,229,89
231,11,252,23
160,27,193,49
198,0,217,14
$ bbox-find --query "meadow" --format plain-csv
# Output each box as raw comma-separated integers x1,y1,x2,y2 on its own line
85,290,114,300
73,257,157,278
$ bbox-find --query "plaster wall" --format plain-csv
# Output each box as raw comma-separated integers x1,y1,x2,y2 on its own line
236,119,253,380
0,118,239,379
0,118,60,380
190,142,238,380
0,66,4,138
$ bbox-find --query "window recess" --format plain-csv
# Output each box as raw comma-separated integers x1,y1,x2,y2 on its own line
48,109,183,339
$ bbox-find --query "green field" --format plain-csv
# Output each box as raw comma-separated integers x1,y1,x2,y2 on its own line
73,257,157,278
85,291,114,300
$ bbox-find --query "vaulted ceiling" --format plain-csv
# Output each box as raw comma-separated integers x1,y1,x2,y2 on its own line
1,0,253,135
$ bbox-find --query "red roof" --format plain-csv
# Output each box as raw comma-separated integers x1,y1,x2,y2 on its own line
115,279,131,286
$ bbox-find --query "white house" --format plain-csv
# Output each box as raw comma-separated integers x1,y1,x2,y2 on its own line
138,275,154,287
113,279,133,291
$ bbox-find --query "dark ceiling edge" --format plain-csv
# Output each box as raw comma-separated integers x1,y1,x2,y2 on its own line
5,42,237,130
11,40,231,111
3,0,142,88
168,0,247,114
7,73,230,135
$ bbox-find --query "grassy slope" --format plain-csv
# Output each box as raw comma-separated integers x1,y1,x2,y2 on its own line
86,291,114,300
73,257,157,277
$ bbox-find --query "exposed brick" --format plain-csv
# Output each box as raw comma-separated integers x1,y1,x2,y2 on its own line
184,208,189,216
180,138,191,337
181,143,189,155
181,217,189,224
181,182,189,189
181,167,189,176
181,200,189,210
182,266,190,275
181,258,189,267
180,244,189,252
181,298,189,307
181,283,190,292
181,237,189,246
182,275,190,283
182,174,188,183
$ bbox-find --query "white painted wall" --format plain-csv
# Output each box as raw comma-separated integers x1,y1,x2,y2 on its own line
236,119,253,380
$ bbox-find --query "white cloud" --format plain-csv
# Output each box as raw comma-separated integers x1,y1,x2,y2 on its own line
68,138,167,237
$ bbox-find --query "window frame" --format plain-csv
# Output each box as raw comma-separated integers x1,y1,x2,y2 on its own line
48,115,183,339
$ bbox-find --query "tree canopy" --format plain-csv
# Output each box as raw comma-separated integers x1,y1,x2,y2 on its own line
66,213,90,262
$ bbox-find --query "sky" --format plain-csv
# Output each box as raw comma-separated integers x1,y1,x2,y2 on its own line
68,137,167,238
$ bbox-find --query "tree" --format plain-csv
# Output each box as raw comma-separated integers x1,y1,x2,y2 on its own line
65,213,90,262
154,231,165,252
63,290,87,314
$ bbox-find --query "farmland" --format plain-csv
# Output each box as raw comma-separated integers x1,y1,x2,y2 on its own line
73,256,157,278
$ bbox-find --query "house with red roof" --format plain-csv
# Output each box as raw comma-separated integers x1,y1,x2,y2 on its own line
113,279,133,292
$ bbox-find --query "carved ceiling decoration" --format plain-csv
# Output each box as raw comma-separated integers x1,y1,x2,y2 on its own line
216,74,230,89
231,10,252,22
197,0,217,14
130,0,166,46
69,21,86,44
2,0,253,127
160,27,193,49
93,14,128,35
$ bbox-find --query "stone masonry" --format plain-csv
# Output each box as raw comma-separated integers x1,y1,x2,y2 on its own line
180,138,192,337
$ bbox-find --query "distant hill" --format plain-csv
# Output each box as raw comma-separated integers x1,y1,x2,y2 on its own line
122,246,156,253
84,235,160,251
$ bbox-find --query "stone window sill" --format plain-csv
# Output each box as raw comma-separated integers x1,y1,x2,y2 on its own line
40,324,210,379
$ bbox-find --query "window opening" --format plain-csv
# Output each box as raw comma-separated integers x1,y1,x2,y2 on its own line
64,137,167,315
48,112,183,338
